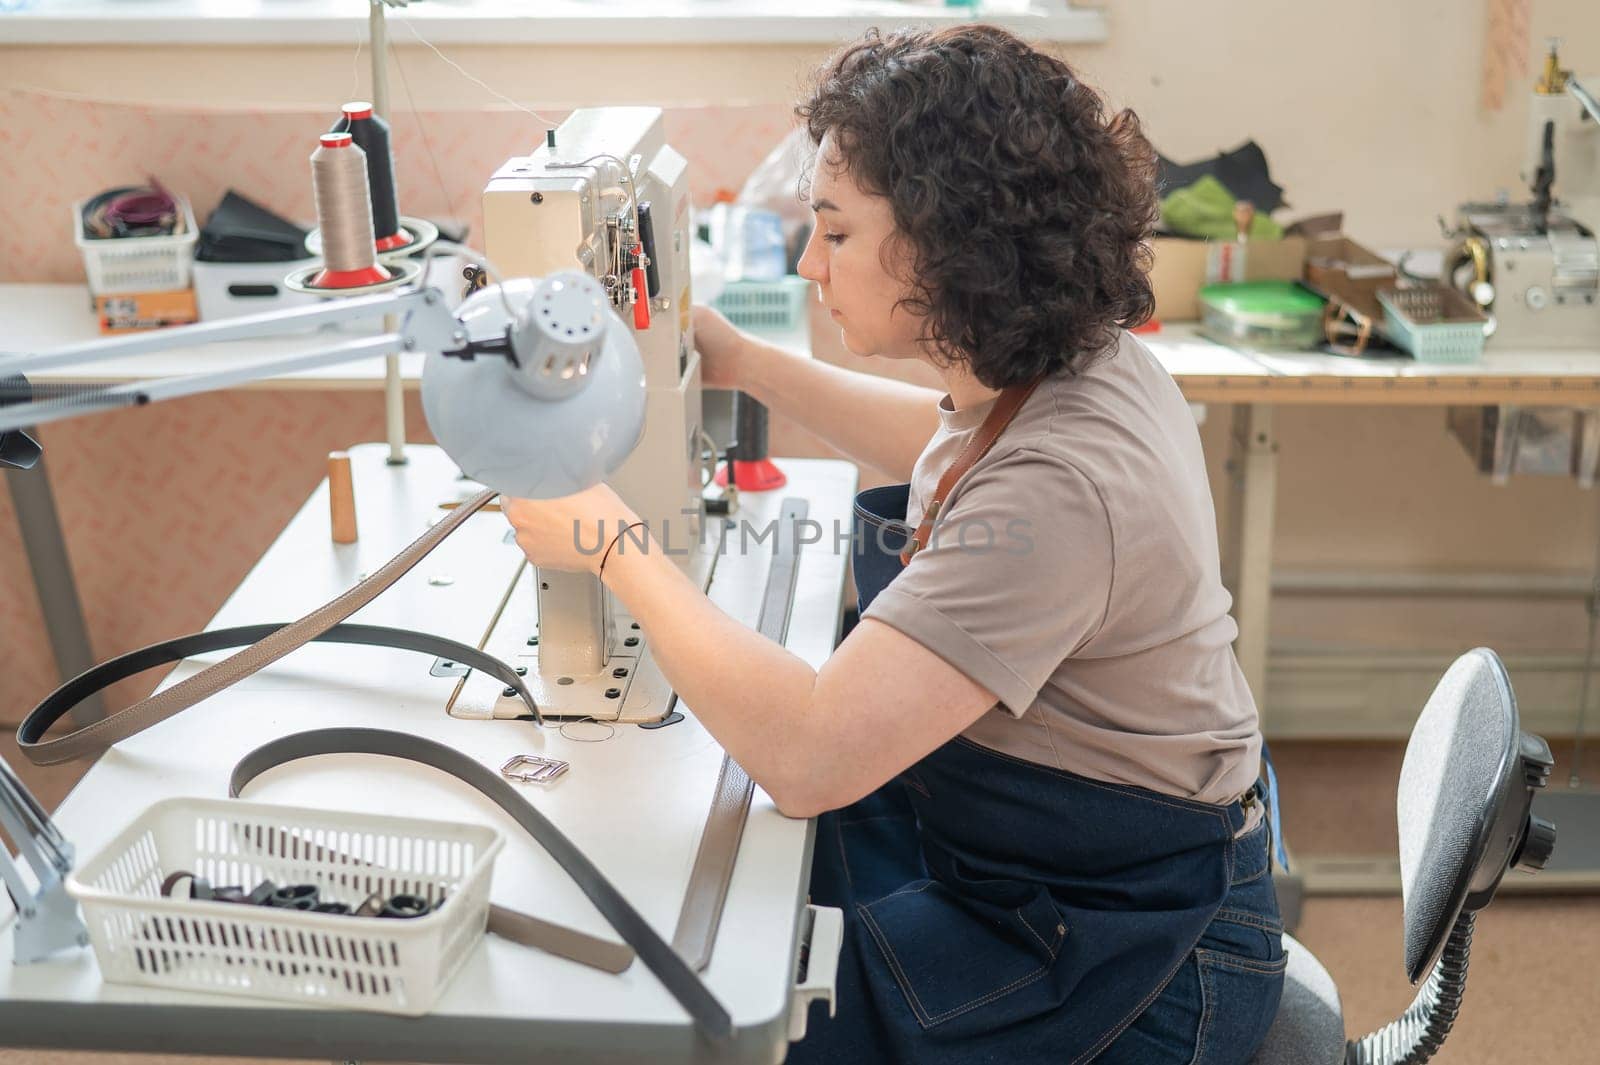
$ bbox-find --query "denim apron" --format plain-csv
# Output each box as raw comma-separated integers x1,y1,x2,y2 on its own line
789,483,1285,1065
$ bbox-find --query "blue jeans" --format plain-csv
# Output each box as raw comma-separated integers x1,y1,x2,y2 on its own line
1096,820,1286,1065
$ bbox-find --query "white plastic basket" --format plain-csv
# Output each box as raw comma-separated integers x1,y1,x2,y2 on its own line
73,195,199,296
67,797,503,1016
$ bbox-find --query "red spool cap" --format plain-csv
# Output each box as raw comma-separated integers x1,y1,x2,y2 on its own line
374,230,415,252
309,263,394,289
320,132,353,148
343,101,374,121
713,459,788,492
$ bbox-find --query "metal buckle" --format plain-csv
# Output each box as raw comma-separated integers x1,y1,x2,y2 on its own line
500,754,570,784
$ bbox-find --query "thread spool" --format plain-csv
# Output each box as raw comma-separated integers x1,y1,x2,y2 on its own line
328,450,359,543
334,102,412,253
308,132,392,289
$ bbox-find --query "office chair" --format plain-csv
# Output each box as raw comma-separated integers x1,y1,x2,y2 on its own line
1248,647,1557,1065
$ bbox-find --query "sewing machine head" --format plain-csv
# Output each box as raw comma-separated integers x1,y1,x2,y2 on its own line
1444,202,1599,347
483,107,704,543
452,107,708,722
1444,40,1600,348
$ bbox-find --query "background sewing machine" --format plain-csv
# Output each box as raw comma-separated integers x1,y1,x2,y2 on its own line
448,107,712,725
1443,40,1600,348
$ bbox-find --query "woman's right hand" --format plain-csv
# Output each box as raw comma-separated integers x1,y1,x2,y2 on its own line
692,304,753,391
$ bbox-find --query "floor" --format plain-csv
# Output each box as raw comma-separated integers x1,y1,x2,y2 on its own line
2,734,1594,1065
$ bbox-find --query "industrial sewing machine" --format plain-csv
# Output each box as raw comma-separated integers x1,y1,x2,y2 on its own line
1443,40,1600,348
1437,43,1600,483
445,106,712,724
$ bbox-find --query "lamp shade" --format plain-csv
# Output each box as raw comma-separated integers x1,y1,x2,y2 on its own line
421,272,646,498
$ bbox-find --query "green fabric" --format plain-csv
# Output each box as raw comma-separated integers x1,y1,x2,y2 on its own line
1161,174,1285,241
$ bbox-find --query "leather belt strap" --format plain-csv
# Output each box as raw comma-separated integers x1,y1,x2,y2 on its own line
672,498,806,971
16,622,538,765
900,379,1043,564
15,489,528,767
230,727,732,1043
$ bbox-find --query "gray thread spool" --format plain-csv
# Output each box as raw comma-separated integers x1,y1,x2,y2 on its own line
309,131,391,287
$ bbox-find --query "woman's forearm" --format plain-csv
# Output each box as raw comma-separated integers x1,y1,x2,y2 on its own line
601,538,827,814
739,336,942,482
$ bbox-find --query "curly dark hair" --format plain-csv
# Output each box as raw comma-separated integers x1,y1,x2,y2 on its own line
797,25,1159,386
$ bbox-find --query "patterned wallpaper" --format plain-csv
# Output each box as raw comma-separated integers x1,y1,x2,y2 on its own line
0,89,797,283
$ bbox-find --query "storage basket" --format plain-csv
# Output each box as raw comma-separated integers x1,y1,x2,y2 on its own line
713,276,812,335
67,797,503,1016
192,257,323,323
1377,286,1488,363
73,195,199,296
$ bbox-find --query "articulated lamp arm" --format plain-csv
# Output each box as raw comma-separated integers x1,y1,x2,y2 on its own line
0,285,460,435
0,270,648,500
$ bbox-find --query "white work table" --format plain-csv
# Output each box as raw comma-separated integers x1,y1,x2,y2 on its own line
6,277,1599,717
11,285,1596,402
0,444,857,1063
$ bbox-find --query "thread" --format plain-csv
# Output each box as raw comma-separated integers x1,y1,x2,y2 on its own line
390,10,563,130
308,131,392,289
334,101,410,252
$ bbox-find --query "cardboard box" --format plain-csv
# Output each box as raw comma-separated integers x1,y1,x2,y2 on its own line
94,289,199,334
1302,235,1397,320
1148,236,1308,322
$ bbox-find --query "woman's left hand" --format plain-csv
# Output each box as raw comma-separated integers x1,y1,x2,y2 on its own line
502,484,641,577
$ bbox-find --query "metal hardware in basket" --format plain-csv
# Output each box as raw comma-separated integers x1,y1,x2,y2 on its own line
67,797,503,1016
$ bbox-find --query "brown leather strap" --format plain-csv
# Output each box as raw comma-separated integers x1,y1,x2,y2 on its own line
487,905,635,973
18,488,502,766
900,379,1043,564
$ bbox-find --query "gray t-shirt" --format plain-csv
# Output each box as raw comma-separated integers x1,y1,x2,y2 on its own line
862,330,1261,806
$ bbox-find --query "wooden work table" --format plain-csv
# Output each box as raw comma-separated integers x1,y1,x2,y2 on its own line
1138,321,1600,711
1145,321,1600,407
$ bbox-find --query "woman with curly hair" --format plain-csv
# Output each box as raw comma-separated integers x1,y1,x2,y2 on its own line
504,24,1283,1065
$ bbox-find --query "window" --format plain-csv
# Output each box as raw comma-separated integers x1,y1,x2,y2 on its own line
1,1,1110,46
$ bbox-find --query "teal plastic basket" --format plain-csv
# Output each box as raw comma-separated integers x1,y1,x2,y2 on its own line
1377,287,1488,364
713,276,812,335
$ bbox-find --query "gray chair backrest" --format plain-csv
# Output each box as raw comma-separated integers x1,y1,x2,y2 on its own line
1396,647,1552,983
